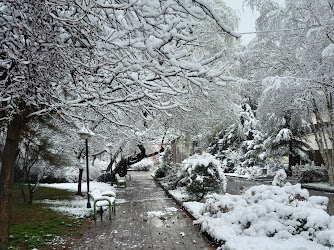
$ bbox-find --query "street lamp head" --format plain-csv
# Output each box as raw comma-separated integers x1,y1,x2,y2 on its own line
78,127,94,140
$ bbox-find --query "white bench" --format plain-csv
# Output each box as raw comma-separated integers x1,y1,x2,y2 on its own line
116,173,127,188
89,189,116,220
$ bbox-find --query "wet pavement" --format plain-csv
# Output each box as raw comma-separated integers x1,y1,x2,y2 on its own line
226,176,334,215
68,171,216,250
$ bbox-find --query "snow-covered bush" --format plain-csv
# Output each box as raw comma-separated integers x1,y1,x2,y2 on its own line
196,183,334,249
154,163,174,179
41,159,108,183
265,161,285,176
272,169,287,186
157,163,183,190
177,153,227,200
293,164,329,183
42,166,79,183
130,158,153,171
233,165,263,178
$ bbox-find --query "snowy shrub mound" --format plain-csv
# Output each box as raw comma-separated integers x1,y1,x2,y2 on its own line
293,164,329,183
177,153,227,200
233,165,263,178
130,158,153,171
272,169,287,186
154,163,174,178
196,183,334,250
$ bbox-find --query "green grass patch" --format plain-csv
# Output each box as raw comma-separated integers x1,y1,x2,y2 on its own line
9,184,86,249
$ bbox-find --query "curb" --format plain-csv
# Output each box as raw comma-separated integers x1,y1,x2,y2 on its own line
152,175,220,248
153,176,196,220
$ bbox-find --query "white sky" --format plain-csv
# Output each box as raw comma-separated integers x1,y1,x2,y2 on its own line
224,0,260,45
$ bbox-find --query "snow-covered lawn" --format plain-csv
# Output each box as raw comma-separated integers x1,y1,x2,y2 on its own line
38,181,117,218
40,181,114,192
168,183,334,250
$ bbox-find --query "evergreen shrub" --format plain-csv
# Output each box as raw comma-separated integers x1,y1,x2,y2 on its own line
177,153,226,201
154,163,172,178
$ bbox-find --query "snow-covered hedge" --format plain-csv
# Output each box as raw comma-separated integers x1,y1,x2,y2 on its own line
233,165,263,177
156,153,226,201
293,164,329,183
178,153,226,200
42,159,108,183
156,153,227,201
272,169,287,186
195,183,334,250
130,158,153,171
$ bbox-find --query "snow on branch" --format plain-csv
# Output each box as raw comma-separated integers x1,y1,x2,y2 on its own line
192,0,241,38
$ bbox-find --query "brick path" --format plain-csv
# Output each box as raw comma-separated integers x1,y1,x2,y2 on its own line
70,171,216,250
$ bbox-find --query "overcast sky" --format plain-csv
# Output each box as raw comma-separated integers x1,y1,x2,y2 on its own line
224,0,260,45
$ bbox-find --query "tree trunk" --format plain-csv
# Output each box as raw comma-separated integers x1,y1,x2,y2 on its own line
19,183,27,204
28,187,34,205
76,168,83,196
328,166,334,185
287,141,293,177
27,181,35,205
0,114,26,246
112,144,165,178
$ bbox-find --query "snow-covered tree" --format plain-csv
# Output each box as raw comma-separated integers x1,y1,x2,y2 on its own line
243,0,334,183
0,0,240,244
0,1,69,245
257,78,312,175
15,122,71,204
208,122,242,172
237,104,265,172
209,103,264,175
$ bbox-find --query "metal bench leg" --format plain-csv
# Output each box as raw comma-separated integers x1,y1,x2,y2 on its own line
109,204,112,220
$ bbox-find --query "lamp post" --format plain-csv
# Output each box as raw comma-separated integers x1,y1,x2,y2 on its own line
78,127,93,208
106,143,113,186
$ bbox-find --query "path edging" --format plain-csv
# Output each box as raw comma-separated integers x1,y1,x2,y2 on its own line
152,175,220,247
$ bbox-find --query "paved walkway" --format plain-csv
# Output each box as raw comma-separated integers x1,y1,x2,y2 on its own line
70,171,216,250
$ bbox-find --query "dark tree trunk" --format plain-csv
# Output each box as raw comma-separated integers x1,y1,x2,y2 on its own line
0,114,27,246
28,183,34,205
76,168,84,196
107,131,167,184
75,148,84,195
107,160,116,185
19,183,27,204
112,144,164,178
287,141,293,177
27,180,38,205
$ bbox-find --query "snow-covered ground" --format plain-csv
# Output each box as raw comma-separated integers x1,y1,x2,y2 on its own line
40,168,334,249
40,181,114,192
147,207,178,217
38,181,117,218
168,187,190,203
